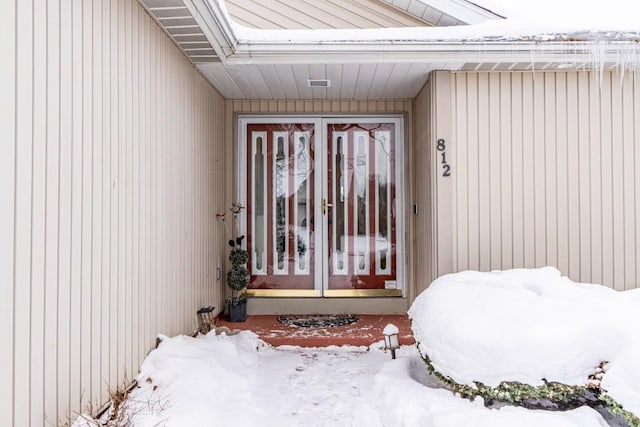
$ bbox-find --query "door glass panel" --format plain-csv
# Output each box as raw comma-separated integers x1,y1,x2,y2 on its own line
375,130,392,275
294,132,311,274
332,133,348,275
243,119,401,296
326,123,397,292
251,133,267,274
274,133,288,274
246,124,315,291
354,132,369,274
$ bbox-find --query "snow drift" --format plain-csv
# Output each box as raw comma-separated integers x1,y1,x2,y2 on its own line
409,267,640,417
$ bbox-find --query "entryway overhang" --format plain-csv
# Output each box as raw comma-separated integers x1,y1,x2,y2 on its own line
139,0,640,101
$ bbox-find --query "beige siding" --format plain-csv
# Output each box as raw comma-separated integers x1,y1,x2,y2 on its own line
225,0,430,29
412,80,435,296
428,70,640,290
1,1,226,425
228,99,413,114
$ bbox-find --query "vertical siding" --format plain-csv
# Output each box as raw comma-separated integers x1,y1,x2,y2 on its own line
228,99,412,115
430,70,640,290
412,82,436,296
0,0,16,425
2,1,226,425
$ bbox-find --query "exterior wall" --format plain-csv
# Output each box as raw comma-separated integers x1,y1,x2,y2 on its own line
227,100,413,114
224,100,417,312
225,0,429,29
412,79,437,296
426,70,640,290
1,1,226,425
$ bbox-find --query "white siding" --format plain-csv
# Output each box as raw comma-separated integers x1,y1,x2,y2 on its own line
427,70,640,290
2,1,226,425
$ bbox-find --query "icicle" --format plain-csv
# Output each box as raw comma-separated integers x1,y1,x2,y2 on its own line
584,39,640,90
618,46,626,91
529,46,537,75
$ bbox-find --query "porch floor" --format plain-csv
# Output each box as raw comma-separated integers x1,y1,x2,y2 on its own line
215,314,414,348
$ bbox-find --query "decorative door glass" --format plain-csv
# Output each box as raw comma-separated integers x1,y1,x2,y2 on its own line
241,118,402,297
246,123,316,293
325,123,398,295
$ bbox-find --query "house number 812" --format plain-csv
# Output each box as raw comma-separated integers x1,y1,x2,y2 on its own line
436,139,451,177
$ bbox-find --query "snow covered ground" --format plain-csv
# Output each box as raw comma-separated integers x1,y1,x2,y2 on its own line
76,333,607,426
75,267,638,426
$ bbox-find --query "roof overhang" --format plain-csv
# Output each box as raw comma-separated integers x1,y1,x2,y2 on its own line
140,0,640,100
184,0,238,58
221,40,640,66
186,0,640,66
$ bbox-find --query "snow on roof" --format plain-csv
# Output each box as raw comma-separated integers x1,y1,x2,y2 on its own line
198,0,640,71
221,0,640,43
232,20,640,43
472,0,640,23
470,0,640,37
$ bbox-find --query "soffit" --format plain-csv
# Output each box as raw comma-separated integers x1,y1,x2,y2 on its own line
196,62,459,99
196,61,616,100
139,0,220,64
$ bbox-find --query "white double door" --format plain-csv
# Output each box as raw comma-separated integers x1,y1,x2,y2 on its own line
238,116,404,297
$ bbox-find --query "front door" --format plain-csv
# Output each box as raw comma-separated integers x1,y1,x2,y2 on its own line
239,117,404,297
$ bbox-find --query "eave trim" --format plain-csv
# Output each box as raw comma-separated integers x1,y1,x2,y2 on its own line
186,0,640,68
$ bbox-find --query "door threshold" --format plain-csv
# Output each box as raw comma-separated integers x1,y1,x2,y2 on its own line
246,289,403,297
245,297,409,315
246,289,321,297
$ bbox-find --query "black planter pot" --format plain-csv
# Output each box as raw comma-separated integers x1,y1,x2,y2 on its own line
227,301,247,322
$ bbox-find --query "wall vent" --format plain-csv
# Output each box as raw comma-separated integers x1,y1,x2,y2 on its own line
308,79,331,88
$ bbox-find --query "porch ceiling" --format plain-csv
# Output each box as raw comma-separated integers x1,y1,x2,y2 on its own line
195,62,457,99
195,60,627,100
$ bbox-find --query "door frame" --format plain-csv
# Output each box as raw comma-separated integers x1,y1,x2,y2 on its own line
237,115,406,297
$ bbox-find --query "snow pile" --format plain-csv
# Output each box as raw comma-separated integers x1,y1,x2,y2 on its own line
383,323,399,335
118,331,284,427
372,356,608,427
601,342,640,416
409,267,640,415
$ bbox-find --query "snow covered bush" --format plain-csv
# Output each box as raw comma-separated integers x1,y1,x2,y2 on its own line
409,267,640,426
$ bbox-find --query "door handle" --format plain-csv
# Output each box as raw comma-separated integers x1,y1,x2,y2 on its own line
322,198,333,215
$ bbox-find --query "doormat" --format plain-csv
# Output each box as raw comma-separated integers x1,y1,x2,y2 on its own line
277,314,359,328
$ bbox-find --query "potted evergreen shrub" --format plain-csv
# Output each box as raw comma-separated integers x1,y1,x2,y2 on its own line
227,235,249,322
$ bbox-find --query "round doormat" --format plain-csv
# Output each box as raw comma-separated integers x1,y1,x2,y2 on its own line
277,314,359,328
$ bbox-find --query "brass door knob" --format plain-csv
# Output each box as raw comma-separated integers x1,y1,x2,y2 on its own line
322,198,333,215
